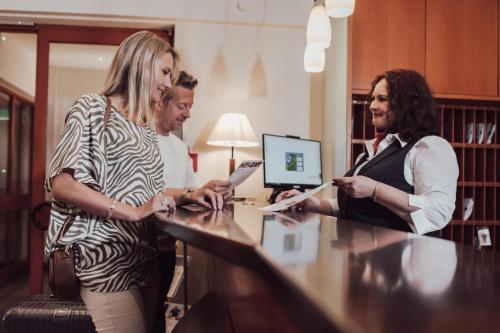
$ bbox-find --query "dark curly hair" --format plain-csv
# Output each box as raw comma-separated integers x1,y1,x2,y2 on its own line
368,69,439,142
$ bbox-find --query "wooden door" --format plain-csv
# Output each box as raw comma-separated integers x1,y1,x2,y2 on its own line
426,0,499,97
351,0,426,91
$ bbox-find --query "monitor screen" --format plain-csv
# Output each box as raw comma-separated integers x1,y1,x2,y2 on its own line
262,134,322,189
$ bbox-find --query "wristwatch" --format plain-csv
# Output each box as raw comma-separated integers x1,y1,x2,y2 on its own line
181,187,196,198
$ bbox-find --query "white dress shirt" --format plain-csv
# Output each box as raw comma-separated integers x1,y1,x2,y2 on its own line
157,133,198,189
328,134,459,234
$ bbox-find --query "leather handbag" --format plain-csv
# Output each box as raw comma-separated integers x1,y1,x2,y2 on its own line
48,96,113,301
48,244,80,300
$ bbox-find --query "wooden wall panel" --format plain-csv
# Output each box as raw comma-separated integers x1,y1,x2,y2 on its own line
426,0,499,96
351,0,426,91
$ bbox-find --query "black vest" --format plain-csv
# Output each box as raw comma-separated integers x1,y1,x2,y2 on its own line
338,140,416,232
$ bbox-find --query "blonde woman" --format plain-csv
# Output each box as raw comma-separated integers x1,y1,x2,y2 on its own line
45,31,179,333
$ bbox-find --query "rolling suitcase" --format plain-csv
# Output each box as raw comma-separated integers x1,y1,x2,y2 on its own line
2,294,96,333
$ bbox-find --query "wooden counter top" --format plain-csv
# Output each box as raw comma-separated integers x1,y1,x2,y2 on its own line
155,203,500,333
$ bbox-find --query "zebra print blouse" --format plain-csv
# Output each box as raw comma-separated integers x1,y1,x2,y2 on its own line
45,94,165,292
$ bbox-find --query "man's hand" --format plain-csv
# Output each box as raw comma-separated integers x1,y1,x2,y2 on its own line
183,188,224,210
201,180,231,193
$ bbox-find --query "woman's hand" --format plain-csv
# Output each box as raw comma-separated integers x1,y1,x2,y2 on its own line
135,194,175,221
333,176,377,199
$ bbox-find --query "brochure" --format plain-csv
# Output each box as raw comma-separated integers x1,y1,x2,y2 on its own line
227,160,263,191
476,123,485,144
465,122,474,144
463,197,474,221
486,123,496,144
258,182,333,212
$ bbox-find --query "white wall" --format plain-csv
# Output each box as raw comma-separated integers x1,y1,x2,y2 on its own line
176,23,310,200
322,18,349,200
0,32,36,97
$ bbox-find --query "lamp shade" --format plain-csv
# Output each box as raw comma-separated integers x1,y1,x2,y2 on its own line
325,0,356,18
304,45,325,73
207,113,259,148
306,4,331,50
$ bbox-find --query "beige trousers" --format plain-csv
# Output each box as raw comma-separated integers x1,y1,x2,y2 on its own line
80,279,159,333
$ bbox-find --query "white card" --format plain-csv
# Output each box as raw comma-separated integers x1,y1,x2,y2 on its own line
477,227,491,246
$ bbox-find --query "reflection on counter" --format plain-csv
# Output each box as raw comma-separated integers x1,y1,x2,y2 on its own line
401,236,457,296
333,221,457,298
261,212,320,265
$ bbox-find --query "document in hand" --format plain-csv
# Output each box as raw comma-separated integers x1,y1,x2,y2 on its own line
227,160,263,191
258,182,333,212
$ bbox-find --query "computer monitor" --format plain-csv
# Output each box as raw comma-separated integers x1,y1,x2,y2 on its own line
262,134,322,189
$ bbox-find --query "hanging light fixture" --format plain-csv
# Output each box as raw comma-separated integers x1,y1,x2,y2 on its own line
304,45,325,73
306,0,331,50
325,0,356,18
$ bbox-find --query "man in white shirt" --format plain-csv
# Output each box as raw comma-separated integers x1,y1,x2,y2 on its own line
156,70,230,206
154,71,230,332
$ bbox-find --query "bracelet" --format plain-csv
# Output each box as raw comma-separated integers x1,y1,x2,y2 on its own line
107,199,117,219
371,182,379,201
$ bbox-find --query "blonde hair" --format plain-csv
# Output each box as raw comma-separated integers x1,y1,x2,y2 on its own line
102,31,179,127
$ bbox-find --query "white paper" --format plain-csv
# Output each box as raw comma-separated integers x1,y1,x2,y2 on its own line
465,122,474,144
477,227,492,246
486,123,496,144
258,182,333,212
227,160,262,191
476,123,485,144
463,197,474,221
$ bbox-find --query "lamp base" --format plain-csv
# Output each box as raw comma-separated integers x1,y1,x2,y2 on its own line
229,158,235,175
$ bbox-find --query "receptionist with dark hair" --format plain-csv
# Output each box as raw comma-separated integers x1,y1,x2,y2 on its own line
277,69,459,235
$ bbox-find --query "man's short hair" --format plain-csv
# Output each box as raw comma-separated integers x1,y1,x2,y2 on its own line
163,70,198,103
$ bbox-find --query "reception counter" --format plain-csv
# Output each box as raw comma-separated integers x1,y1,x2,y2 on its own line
155,203,500,333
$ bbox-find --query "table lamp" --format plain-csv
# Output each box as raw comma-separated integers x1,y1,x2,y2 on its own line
207,113,259,175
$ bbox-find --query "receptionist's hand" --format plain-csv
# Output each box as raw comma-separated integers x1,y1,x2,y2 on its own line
333,176,378,199
276,189,309,211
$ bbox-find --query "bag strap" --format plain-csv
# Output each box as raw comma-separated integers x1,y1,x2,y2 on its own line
104,96,112,129
53,212,75,245
53,96,113,247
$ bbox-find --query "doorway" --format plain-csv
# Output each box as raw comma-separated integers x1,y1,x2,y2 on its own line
3,24,174,295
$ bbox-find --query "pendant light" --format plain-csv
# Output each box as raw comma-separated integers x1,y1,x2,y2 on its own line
325,0,356,18
304,45,325,73
306,1,331,50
